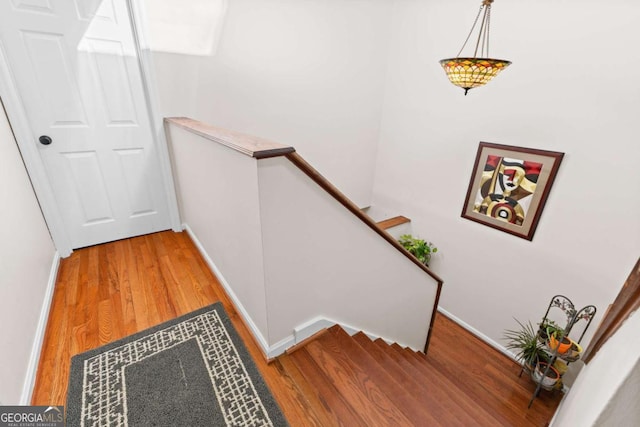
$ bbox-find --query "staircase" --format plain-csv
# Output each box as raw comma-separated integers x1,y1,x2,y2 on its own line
275,321,561,426
277,325,481,426
167,118,442,358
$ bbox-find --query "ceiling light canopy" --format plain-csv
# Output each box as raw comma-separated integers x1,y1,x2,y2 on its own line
439,0,511,95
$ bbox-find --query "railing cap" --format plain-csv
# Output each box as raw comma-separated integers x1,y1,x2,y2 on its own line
165,117,295,159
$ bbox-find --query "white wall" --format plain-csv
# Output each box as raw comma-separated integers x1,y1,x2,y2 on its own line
594,358,640,427
0,105,56,404
372,0,640,349
166,125,269,341
145,0,393,207
148,52,200,119
551,310,640,426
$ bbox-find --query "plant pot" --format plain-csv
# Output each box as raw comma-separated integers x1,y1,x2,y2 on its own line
532,362,560,388
553,359,568,376
548,334,571,354
563,340,583,362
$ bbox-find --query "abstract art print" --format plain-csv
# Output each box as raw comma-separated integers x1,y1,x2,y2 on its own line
461,142,564,240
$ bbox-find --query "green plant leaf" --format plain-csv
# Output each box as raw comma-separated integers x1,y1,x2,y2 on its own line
397,234,437,266
504,318,547,367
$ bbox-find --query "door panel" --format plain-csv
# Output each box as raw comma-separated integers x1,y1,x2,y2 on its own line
22,31,89,127
0,0,172,249
11,0,54,14
75,0,116,22
114,148,156,217
88,38,138,126
64,151,114,224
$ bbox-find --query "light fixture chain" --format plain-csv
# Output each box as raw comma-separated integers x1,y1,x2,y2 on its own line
456,5,484,58
473,5,490,57
482,5,491,57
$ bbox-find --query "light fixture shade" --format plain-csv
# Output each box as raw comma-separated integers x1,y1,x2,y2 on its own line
440,57,511,95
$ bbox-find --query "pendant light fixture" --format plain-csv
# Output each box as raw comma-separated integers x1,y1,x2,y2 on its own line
439,0,511,95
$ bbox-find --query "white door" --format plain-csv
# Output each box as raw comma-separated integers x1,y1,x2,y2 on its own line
0,0,172,249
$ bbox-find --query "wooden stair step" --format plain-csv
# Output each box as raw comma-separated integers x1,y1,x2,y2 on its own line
285,328,329,355
376,215,410,230
378,340,498,425
351,332,446,424
373,338,428,384
396,344,429,365
409,348,428,361
422,348,537,426
391,343,434,378
274,356,337,427
353,334,425,385
370,338,467,422
286,346,367,426
328,327,437,425
306,328,414,426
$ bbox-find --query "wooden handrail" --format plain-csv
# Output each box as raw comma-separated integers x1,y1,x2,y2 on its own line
583,257,640,364
165,117,295,159
165,117,444,354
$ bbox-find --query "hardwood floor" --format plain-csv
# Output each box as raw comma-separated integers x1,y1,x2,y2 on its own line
32,230,561,425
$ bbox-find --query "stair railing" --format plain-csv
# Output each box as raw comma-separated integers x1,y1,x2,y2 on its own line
165,117,443,355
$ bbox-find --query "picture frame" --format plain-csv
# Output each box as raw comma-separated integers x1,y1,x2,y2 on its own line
461,142,564,241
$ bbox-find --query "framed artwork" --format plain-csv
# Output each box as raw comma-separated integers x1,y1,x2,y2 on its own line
461,142,564,241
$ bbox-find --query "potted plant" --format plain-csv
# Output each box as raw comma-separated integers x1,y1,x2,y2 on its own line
548,334,572,355
543,320,563,339
532,361,561,388
537,319,560,341
538,319,572,354
563,339,583,362
504,319,561,388
398,234,438,266
545,322,572,355
504,319,547,371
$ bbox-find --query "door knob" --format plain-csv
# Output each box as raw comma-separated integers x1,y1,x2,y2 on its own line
39,135,52,145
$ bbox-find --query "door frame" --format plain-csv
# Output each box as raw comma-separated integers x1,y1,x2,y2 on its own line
0,0,181,257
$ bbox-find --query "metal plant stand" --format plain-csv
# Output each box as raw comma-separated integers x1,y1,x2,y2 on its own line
526,295,596,408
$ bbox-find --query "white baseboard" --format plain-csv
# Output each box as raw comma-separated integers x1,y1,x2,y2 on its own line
294,317,336,343
182,224,273,358
437,307,518,362
267,335,295,358
20,251,61,405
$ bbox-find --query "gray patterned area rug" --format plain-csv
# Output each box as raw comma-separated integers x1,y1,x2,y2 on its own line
66,303,288,426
